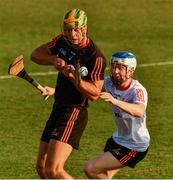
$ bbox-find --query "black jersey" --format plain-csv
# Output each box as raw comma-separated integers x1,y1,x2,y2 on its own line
48,34,106,106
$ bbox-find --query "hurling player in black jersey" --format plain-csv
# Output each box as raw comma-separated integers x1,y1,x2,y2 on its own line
30,9,106,179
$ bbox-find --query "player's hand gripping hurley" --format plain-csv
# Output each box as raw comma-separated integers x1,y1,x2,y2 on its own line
8,55,49,100
70,60,88,85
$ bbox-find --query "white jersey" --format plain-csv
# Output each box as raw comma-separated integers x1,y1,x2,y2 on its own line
104,77,150,152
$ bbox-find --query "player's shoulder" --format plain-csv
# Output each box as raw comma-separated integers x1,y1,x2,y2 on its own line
87,38,106,58
48,34,65,48
51,34,64,42
132,79,147,93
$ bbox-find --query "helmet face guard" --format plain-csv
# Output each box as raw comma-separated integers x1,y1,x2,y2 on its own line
110,51,137,86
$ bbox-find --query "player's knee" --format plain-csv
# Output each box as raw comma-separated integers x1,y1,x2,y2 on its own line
45,166,65,178
45,166,57,178
84,160,95,178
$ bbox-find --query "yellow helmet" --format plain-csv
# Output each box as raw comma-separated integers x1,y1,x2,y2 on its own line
63,9,87,28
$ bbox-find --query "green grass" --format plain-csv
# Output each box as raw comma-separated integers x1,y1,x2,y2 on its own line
0,0,173,178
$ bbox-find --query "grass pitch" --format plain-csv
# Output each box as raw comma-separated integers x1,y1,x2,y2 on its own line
0,0,173,178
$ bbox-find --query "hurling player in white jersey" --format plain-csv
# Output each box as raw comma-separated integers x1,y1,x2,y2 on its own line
84,51,150,179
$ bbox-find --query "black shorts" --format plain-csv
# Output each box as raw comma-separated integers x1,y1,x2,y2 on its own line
104,137,148,168
41,105,88,149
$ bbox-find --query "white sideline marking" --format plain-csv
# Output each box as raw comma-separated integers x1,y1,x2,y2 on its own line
0,71,58,79
138,61,173,67
0,61,173,80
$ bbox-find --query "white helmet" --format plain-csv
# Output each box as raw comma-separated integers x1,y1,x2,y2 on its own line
111,51,137,70
110,51,137,86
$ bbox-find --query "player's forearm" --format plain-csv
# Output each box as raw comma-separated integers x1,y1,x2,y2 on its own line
72,79,103,101
30,44,56,65
114,100,145,117
78,83,100,101
31,44,66,71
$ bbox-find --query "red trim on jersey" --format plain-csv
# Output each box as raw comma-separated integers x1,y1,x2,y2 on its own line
136,89,144,102
116,79,132,91
91,57,103,81
73,38,90,50
120,150,137,165
47,34,63,49
60,108,80,143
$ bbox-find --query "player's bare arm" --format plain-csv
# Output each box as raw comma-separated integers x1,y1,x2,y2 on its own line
100,92,145,117
31,43,65,71
72,78,104,101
